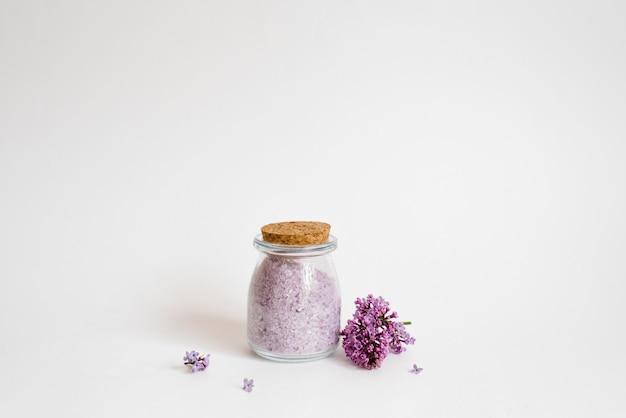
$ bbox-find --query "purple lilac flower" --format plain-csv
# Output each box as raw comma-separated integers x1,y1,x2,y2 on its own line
183,350,200,364
389,321,416,354
340,294,415,369
183,350,210,373
243,378,254,392
411,364,423,374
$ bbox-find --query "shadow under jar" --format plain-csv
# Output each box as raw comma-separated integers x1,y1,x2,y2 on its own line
247,222,341,362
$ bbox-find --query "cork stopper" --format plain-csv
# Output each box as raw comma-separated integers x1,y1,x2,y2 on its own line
261,221,331,245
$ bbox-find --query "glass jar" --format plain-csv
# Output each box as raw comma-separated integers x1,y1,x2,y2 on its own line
247,226,341,362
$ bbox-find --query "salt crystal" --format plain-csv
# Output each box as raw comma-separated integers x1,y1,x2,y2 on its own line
247,254,341,359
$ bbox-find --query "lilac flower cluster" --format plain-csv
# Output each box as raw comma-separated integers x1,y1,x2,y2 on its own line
183,350,210,373
340,294,415,369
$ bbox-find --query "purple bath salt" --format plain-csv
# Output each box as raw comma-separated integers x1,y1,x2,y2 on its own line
247,255,341,358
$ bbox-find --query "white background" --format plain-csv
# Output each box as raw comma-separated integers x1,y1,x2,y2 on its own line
1,1,625,417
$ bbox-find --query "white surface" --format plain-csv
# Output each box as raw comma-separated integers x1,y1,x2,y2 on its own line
1,1,625,416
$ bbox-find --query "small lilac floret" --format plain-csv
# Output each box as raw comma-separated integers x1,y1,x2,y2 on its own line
183,350,210,373
243,378,254,392
192,355,209,373
411,364,423,374
183,350,200,364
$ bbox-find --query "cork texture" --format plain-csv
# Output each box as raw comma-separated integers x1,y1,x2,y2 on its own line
261,221,331,245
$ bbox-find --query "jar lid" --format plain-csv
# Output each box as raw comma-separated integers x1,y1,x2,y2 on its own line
261,221,330,245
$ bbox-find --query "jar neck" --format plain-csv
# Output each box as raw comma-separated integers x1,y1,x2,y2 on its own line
253,234,337,256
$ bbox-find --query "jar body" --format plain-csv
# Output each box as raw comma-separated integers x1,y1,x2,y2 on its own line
247,235,341,362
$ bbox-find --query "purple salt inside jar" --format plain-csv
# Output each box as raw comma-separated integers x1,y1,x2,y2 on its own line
247,222,341,362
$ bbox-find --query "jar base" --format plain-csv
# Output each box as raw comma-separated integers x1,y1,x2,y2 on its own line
248,342,338,362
